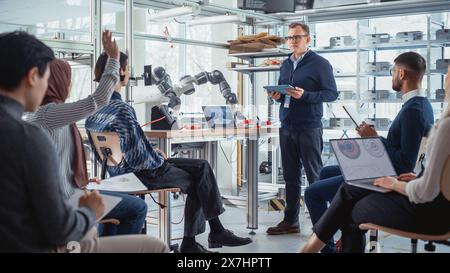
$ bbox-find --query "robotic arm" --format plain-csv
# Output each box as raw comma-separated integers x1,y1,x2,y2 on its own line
134,66,239,130
179,70,238,105
152,67,238,110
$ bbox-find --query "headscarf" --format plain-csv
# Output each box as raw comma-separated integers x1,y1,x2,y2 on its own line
41,59,88,188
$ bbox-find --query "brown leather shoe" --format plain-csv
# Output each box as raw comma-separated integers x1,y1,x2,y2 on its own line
266,220,300,235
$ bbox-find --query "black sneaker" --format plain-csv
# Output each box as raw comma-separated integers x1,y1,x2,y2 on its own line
179,242,217,253
208,229,252,248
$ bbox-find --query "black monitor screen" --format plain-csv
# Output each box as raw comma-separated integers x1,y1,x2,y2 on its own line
266,0,296,13
238,0,267,11
238,0,297,13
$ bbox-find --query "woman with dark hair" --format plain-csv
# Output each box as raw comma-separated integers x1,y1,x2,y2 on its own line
25,31,148,237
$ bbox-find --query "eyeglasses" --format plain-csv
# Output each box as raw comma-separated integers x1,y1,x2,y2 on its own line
389,67,394,76
389,66,413,76
284,34,309,41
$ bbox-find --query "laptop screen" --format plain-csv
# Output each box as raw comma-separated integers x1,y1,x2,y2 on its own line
330,137,397,181
202,106,235,129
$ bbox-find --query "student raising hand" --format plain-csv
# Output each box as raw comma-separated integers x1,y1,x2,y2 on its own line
102,30,119,60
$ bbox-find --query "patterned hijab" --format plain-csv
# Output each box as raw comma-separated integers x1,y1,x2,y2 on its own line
41,59,88,188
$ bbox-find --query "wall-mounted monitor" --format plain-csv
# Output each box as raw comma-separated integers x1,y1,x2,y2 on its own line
238,0,297,13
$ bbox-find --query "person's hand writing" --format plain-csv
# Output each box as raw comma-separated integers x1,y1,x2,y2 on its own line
356,121,378,137
79,190,105,220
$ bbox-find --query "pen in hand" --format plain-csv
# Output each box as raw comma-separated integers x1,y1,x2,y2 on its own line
78,189,105,219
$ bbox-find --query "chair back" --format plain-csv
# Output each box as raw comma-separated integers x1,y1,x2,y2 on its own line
415,137,428,170
89,131,124,166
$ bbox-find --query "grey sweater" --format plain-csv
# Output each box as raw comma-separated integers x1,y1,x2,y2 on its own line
0,95,96,252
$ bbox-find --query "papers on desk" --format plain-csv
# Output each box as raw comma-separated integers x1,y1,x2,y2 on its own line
86,173,147,193
68,189,122,222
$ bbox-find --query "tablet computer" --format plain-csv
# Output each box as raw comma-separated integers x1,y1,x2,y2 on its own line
263,85,294,95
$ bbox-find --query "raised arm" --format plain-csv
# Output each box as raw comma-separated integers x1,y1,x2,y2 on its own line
27,30,120,130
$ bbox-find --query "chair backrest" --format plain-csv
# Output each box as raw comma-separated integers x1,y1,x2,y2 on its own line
441,155,450,201
89,131,124,166
415,137,428,169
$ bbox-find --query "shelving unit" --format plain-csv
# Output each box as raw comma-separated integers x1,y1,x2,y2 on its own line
229,12,450,186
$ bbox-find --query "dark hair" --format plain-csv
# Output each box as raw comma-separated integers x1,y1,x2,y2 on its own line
0,31,54,91
288,22,310,36
394,51,426,79
94,52,128,82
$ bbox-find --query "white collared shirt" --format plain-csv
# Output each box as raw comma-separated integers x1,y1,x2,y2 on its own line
402,89,426,103
290,48,309,70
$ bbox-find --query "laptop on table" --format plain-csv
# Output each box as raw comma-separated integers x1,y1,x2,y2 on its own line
330,137,396,193
202,106,236,129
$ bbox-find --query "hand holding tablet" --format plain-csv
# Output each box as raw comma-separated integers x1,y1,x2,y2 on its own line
263,84,295,95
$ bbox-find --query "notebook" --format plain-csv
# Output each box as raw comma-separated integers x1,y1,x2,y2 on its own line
69,189,122,222
86,173,147,193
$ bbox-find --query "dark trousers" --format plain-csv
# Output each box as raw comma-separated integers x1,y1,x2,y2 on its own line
135,158,225,237
313,183,450,252
279,127,323,223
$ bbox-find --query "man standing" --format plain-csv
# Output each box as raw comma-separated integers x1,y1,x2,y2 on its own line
267,23,338,235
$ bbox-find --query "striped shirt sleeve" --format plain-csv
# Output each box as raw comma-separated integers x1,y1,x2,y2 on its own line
26,58,119,131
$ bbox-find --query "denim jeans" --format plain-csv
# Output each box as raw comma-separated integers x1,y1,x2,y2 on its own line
304,165,343,252
97,191,148,236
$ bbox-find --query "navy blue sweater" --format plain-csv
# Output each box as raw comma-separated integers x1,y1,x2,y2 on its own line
382,96,434,174
277,50,338,130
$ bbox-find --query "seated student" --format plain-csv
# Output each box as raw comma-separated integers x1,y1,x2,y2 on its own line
85,52,252,253
304,52,434,253
301,65,450,253
0,31,167,253
25,31,147,237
